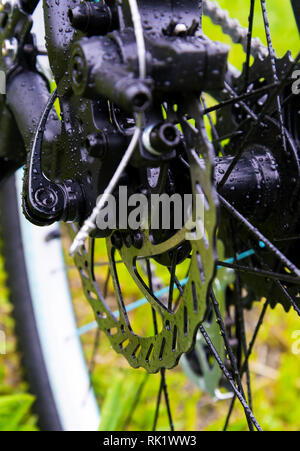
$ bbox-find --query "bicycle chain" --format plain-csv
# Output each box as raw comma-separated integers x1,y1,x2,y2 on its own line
203,0,268,59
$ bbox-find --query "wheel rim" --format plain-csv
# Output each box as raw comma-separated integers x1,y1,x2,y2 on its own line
15,169,100,431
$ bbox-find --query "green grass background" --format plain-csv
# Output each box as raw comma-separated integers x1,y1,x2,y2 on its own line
0,0,299,432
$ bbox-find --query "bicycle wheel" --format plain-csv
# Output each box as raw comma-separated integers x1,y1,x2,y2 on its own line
1,0,300,432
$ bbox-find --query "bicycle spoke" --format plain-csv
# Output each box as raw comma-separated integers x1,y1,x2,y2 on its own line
88,268,110,375
274,235,300,242
203,81,279,116
201,95,224,155
123,373,149,430
243,298,269,377
152,368,174,431
146,258,174,431
224,81,258,122
232,250,253,412
168,250,178,310
217,260,300,286
146,258,159,336
255,254,300,317
210,290,254,430
199,324,262,431
152,370,164,431
275,281,300,317
219,194,300,277
224,296,270,430
217,52,300,189
88,329,101,376
230,220,253,412
212,130,244,143
244,0,256,89
161,368,174,431
199,0,203,28
223,395,236,431
260,0,287,154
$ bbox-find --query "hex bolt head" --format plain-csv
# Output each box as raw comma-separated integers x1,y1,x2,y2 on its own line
173,23,188,35
71,53,86,90
34,188,57,209
143,122,181,155
86,133,107,159
111,232,123,250
124,233,133,248
132,231,144,249
2,38,18,59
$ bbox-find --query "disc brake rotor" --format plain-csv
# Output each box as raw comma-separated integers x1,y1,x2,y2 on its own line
73,95,218,373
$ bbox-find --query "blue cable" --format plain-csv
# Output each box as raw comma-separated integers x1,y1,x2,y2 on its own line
77,243,265,336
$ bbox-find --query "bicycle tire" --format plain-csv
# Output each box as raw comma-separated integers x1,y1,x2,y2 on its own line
0,174,100,431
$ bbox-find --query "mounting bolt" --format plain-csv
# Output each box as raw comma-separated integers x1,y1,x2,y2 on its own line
71,52,86,91
68,1,112,35
142,122,181,156
132,231,144,249
2,38,18,59
124,233,132,249
111,232,123,250
86,133,107,159
34,188,57,209
173,23,188,35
